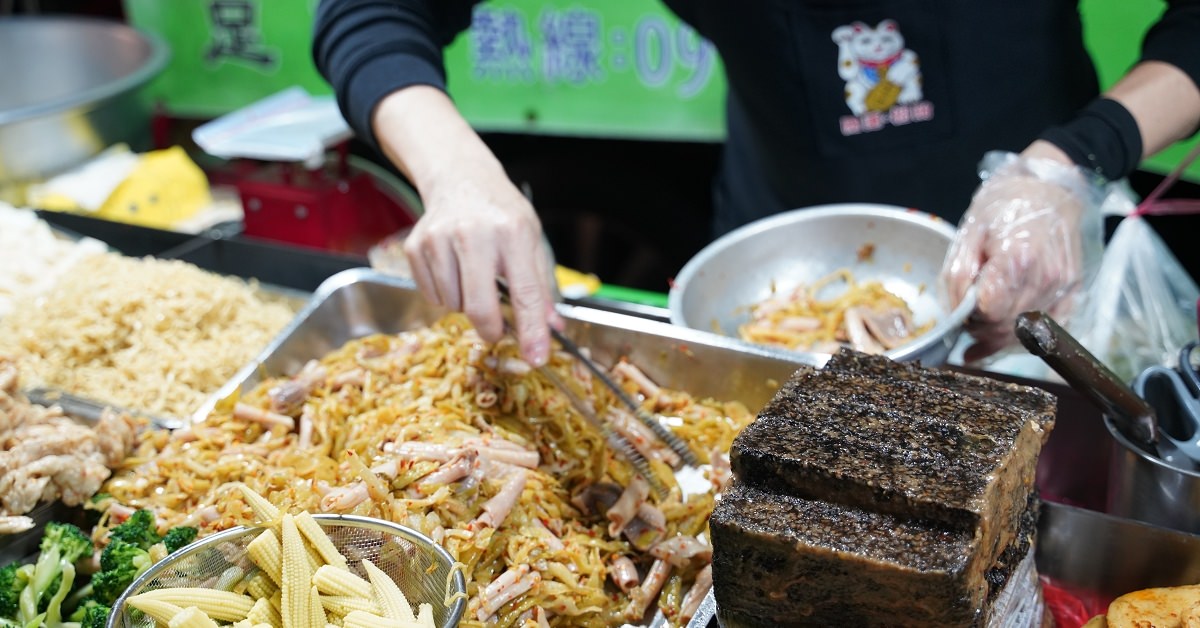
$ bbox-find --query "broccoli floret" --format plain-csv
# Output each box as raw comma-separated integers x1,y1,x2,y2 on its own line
40,522,93,565
89,571,130,609
107,510,161,550
98,540,150,575
82,603,111,628
92,540,152,606
69,599,110,628
0,563,19,619
161,527,198,554
18,522,91,624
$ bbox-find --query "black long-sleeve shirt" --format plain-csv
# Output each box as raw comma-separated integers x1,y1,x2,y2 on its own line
314,0,1200,233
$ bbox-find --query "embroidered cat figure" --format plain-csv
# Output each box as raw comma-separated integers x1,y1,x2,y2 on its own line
832,19,923,116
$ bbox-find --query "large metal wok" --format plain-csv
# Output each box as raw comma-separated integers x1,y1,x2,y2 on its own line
0,16,168,201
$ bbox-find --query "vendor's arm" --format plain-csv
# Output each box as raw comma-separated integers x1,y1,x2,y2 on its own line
942,0,1200,362
314,0,559,366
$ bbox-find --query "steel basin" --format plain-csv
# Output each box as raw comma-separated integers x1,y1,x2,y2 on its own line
0,16,168,200
1105,414,1200,532
668,204,975,366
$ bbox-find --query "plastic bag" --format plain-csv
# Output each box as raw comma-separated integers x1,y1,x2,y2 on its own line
192,87,351,169
1069,206,1200,383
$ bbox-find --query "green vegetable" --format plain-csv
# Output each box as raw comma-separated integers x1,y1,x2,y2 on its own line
161,527,197,554
81,603,110,628
91,541,152,606
18,522,91,625
0,562,21,620
88,512,200,607
36,573,60,614
106,510,160,550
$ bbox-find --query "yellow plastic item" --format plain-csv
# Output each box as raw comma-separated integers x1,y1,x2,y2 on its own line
94,146,211,229
27,190,80,212
555,265,601,299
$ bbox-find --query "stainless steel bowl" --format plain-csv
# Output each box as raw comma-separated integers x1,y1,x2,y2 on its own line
668,204,976,365
108,514,468,628
0,16,168,200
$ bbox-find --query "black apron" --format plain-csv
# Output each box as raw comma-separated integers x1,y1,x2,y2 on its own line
663,0,1101,236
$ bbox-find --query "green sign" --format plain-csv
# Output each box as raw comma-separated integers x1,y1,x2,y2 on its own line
125,0,1196,179
123,0,725,141
443,1,726,140
124,0,332,118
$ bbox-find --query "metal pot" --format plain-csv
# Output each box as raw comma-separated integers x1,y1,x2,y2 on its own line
1105,414,1200,532
0,16,168,201
1016,311,1200,533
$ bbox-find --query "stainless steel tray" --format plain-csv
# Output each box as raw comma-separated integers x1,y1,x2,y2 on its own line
1037,500,1200,598
190,268,818,627
193,268,818,423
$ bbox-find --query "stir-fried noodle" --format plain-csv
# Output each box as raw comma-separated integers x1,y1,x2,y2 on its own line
738,269,933,354
103,314,751,627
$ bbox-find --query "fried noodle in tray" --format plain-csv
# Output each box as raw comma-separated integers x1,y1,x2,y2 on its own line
102,313,749,627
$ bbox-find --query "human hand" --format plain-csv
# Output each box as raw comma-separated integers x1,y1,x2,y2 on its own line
403,166,561,366
940,145,1102,362
370,86,561,366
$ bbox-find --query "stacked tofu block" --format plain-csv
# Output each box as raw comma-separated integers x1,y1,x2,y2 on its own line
711,350,1056,627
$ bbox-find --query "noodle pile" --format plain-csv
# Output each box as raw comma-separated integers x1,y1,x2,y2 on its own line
0,253,295,417
738,268,933,353
102,314,752,627
0,204,106,317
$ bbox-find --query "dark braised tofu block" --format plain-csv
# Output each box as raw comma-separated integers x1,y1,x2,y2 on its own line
984,493,1039,606
824,349,1056,433
710,482,1041,628
711,481,984,627
711,350,1056,627
733,368,1047,545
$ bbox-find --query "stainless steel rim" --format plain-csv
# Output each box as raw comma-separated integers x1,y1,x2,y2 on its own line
1106,414,1200,478
0,16,170,126
107,513,467,628
667,204,977,363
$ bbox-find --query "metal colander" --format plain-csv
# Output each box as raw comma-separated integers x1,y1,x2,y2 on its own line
106,514,467,628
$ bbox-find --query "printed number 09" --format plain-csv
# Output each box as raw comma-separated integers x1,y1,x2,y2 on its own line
634,17,714,97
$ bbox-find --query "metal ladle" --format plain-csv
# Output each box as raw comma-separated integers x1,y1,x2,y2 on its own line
1015,311,1200,471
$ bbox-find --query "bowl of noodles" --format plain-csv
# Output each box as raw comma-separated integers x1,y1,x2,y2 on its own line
668,203,976,365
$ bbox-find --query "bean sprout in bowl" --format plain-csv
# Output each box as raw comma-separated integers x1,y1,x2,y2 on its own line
667,204,975,366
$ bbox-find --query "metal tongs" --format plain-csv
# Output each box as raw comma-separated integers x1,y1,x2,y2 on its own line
25,387,185,430
1012,312,1200,471
495,281,698,497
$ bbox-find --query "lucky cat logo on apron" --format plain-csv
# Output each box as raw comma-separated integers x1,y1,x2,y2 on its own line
831,19,934,136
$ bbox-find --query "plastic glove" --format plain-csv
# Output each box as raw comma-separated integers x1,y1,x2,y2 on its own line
402,168,561,367
940,150,1104,362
